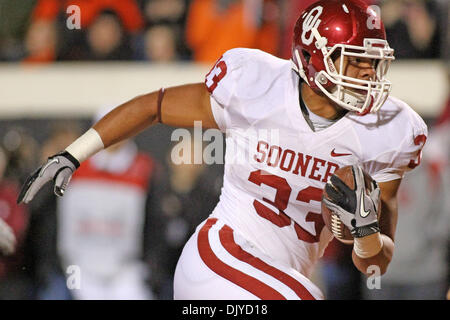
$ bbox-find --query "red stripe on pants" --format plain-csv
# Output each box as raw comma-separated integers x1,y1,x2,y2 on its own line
219,224,316,300
197,218,285,299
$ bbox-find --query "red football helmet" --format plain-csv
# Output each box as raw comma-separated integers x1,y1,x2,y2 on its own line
292,0,395,113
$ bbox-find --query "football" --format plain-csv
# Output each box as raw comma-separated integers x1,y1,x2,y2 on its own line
321,165,379,244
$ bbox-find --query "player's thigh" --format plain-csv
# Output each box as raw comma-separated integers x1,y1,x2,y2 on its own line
174,218,323,300
174,222,258,300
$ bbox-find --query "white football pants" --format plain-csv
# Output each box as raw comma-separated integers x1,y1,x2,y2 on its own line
174,218,324,300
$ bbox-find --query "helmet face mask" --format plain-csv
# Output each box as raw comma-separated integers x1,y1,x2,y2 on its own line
291,0,396,114
317,39,395,113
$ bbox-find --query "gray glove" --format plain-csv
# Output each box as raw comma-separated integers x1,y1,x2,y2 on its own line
17,151,80,204
0,218,15,256
322,165,381,238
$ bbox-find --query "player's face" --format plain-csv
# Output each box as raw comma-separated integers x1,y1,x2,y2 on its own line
334,56,377,91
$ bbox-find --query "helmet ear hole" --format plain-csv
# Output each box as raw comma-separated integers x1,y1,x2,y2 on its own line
330,49,341,63
302,50,311,64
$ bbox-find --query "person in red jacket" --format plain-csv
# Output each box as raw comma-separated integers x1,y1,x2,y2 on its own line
0,148,16,257
0,146,30,299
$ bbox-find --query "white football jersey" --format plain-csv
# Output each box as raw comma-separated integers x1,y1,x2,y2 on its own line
206,48,428,278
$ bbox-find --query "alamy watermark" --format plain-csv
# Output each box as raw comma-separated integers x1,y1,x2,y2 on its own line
366,265,381,290
170,121,281,166
66,265,81,290
367,5,382,30
66,5,81,30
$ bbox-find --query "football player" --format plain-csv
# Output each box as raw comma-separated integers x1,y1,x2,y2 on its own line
17,0,427,299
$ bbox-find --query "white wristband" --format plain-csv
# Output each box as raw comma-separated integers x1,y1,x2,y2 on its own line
65,128,104,163
353,232,383,259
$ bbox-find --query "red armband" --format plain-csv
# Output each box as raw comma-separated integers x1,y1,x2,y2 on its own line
157,87,166,124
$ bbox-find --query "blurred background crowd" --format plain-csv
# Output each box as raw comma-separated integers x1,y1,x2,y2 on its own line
0,0,449,300
0,0,448,63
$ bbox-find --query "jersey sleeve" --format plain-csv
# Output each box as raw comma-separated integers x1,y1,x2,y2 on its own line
206,48,279,132
205,49,244,132
363,109,428,183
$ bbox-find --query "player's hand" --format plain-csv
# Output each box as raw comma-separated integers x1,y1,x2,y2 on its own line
0,218,16,256
322,165,381,238
17,151,80,204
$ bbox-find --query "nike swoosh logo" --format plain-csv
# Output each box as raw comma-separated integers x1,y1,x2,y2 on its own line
359,189,371,218
330,149,352,157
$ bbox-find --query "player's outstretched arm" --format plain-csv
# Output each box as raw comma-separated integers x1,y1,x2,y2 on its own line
93,83,218,148
17,83,216,204
351,179,400,276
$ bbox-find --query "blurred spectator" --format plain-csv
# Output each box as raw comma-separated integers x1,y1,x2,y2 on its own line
83,10,133,61
55,141,159,299
0,0,35,61
24,0,145,62
0,148,17,258
141,0,186,24
380,0,443,59
152,133,223,299
185,0,280,63
439,0,450,61
144,25,178,62
2,127,39,185
362,98,449,300
0,219,15,259
135,0,192,61
0,146,31,299
23,19,57,63
37,109,163,300
30,0,144,30
3,0,447,62
25,121,82,300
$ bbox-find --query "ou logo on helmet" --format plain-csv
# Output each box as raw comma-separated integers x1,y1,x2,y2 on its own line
301,6,323,46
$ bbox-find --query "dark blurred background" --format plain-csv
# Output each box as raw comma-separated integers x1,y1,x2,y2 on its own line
0,0,448,300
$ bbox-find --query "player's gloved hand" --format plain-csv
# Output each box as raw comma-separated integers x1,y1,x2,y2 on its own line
17,151,80,204
0,218,16,256
322,165,381,238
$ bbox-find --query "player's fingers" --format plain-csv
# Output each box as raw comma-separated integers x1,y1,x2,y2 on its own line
324,182,343,203
330,175,352,195
328,176,355,211
368,187,381,212
22,173,53,204
17,167,41,204
370,187,380,201
54,167,73,197
323,197,354,227
322,197,342,214
369,179,379,192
